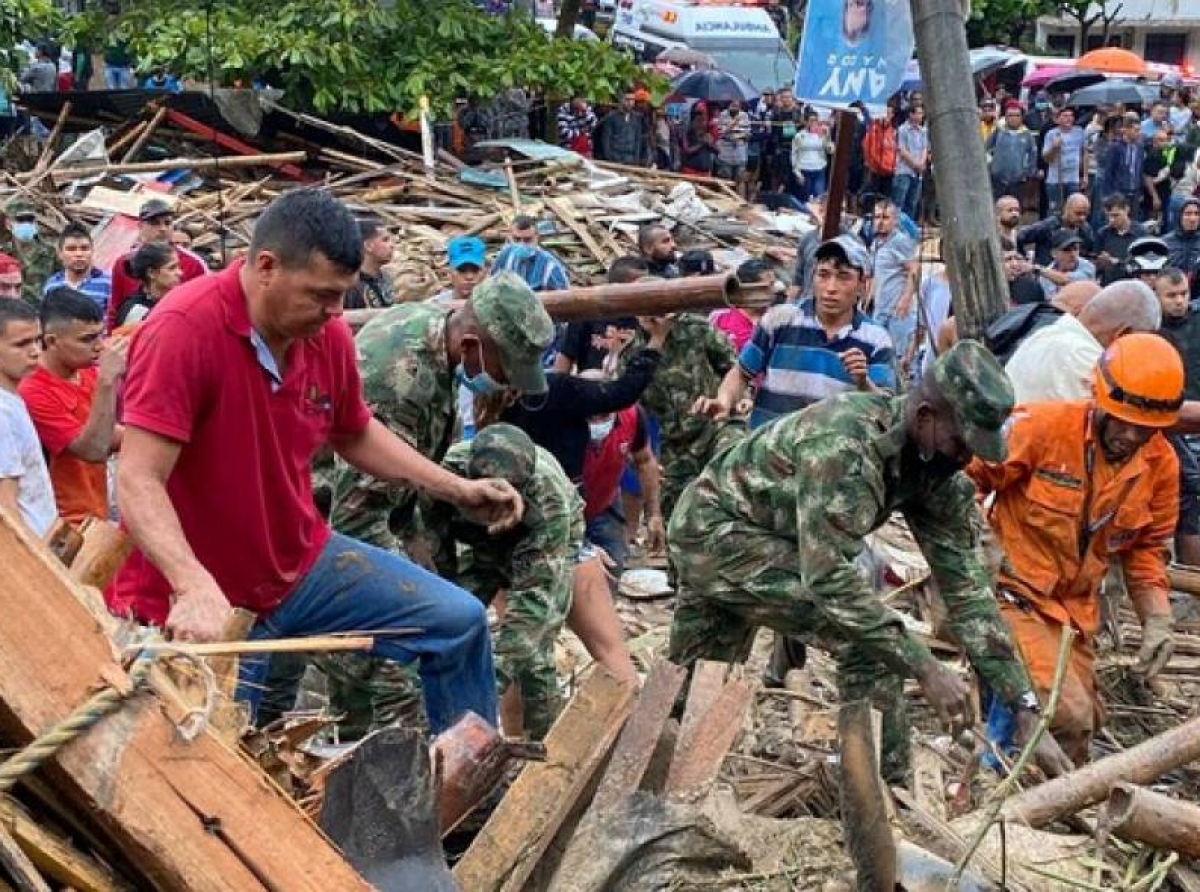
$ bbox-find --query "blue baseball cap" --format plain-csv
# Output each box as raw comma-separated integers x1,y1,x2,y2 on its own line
448,237,486,271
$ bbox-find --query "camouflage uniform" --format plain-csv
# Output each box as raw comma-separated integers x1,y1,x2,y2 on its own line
630,314,744,521
423,425,584,739
667,341,1035,781
3,201,56,308
318,275,555,735
327,302,458,551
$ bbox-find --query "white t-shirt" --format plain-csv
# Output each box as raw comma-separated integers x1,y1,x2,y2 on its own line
0,388,57,536
1004,314,1100,404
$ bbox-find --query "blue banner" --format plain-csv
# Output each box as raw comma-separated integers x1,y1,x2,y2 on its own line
794,0,915,108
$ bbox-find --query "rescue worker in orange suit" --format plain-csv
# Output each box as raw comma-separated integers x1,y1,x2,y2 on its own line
967,332,1180,765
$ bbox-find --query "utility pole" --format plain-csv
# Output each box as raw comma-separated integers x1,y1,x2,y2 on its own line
909,0,1007,341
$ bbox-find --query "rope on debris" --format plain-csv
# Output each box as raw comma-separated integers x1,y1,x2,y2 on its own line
0,638,218,795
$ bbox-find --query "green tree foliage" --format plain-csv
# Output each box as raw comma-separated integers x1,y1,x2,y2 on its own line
68,0,650,117
964,0,1056,49
1,0,61,90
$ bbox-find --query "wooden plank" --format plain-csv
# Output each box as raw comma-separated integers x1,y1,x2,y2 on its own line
591,661,685,813
0,797,123,892
0,509,372,892
0,820,51,892
67,519,131,592
452,668,634,892
664,677,752,796
911,744,948,823
546,196,610,266
676,660,726,747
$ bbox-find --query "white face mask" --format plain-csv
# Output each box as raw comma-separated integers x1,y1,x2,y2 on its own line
588,417,615,443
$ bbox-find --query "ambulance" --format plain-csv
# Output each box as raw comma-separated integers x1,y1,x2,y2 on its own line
610,0,796,91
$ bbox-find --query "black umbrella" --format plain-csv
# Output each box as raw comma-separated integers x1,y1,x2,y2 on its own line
1045,69,1106,94
672,69,760,103
1067,79,1155,109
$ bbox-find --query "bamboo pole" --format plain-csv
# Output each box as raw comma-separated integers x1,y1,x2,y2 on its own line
344,272,772,330
1001,712,1200,828
33,101,72,173
37,151,307,183
120,105,168,164
124,635,378,659
1098,783,1200,857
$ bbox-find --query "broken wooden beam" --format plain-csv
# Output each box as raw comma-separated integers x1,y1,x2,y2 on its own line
68,519,131,591
0,796,125,892
0,819,51,892
1001,713,1200,828
162,108,308,180
591,661,685,813
664,672,751,797
42,152,308,183
0,508,372,891
1098,783,1200,858
452,668,634,892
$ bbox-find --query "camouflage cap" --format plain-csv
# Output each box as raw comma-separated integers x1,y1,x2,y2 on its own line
470,272,555,395
931,339,1014,463
3,200,36,220
465,423,537,488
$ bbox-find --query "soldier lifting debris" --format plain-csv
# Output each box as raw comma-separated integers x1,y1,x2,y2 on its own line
666,340,1074,782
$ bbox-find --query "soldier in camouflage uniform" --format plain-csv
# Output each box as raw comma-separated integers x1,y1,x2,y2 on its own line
2,201,57,308
313,273,555,733
629,312,744,522
667,340,1073,781
420,424,584,739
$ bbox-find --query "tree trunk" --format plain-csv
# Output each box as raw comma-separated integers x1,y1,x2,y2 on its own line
556,0,582,39
910,0,1010,339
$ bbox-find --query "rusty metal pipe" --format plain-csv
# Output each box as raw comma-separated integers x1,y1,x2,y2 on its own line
343,272,772,330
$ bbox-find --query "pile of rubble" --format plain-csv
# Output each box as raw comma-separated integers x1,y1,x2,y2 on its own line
3,90,811,292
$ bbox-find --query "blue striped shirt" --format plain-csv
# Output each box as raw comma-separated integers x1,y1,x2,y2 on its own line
739,299,896,429
42,268,113,313
490,244,570,293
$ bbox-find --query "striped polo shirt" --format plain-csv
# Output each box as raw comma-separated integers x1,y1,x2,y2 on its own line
43,268,113,313
739,298,896,429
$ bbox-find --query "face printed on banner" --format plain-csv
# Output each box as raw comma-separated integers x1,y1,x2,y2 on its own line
796,0,914,107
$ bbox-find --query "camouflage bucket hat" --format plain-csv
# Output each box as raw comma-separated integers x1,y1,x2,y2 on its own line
466,423,537,487
4,199,36,220
470,272,555,395
931,339,1014,463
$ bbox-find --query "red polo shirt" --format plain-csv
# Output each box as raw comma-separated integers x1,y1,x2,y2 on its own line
106,261,372,625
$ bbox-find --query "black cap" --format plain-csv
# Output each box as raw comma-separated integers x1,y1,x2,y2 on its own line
1052,230,1083,250
138,198,174,222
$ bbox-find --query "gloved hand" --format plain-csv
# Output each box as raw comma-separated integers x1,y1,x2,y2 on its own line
1136,613,1174,679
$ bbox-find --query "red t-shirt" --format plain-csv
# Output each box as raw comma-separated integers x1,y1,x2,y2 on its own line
581,406,645,522
105,261,372,625
18,365,108,524
106,246,208,331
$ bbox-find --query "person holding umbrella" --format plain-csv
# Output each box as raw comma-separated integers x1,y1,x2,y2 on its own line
679,102,719,176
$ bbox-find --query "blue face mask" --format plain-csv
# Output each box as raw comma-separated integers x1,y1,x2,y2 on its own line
588,417,615,443
456,364,506,396
11,222,37,243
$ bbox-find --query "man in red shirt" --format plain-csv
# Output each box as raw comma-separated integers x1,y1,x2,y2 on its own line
19,288,127,524
106,198,207,331
108,189,521,731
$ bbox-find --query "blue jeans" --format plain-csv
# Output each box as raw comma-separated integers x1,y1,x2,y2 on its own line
586,503,629,580
798,167,828,201
237,533,497,732
104,65,136,89
891,174,921,221
1045,181,1079,217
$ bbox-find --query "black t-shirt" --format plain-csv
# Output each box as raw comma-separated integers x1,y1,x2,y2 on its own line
559,321,611,372
1094,223,1146,285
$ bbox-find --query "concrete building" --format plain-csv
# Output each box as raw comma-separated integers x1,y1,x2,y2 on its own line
1036,0,1199,73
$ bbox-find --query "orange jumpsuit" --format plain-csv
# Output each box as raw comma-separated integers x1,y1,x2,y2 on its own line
967,400,1178,760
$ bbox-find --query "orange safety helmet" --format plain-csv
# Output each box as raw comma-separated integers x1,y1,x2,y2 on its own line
1093,333,1185,428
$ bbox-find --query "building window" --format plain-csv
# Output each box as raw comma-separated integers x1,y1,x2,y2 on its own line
1047,33,1075,57
1144,33,1187,66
